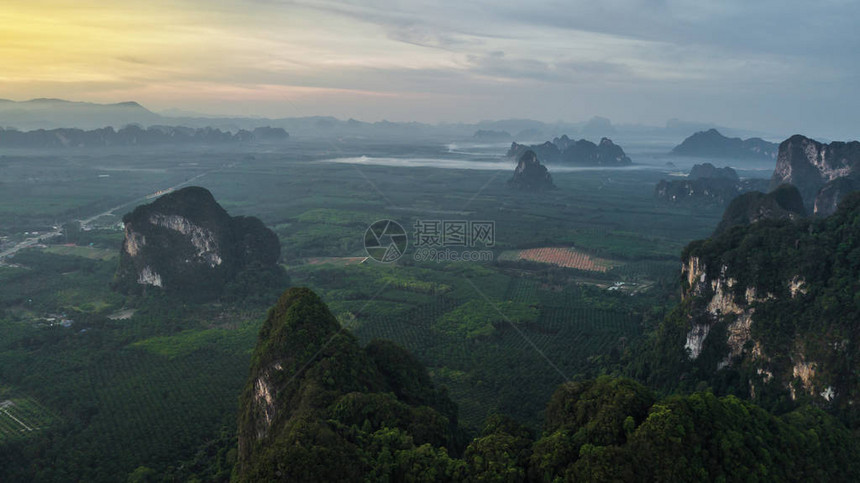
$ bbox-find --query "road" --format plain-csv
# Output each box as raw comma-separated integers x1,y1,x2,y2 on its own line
0,171,210,261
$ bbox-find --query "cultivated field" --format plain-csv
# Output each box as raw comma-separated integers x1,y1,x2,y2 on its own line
0,140,727,479
500,247,615,272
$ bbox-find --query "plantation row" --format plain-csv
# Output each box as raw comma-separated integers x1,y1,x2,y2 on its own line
0,398,54,443
0,322,253,481
537,305,638,332
349,284,642,428
609,259,680,281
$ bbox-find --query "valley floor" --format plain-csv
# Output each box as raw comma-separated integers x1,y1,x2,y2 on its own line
0,139,734,480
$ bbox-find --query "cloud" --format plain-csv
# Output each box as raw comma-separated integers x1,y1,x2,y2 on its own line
0,0,857,136
462,51,633,84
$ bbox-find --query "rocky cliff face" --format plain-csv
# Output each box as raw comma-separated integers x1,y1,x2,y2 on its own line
509,150,555,191
114,186,282,301
679,252,822,402
814,177,860,216
507,136,631,166
670,195,860,410
680,256,774,362
771,134,860,212
671,129,778,160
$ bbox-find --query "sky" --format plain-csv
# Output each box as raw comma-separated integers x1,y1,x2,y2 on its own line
1,0,858,137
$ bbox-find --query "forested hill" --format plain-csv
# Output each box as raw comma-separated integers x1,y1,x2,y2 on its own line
712,184,805,234
235,287,461,481
236,288,860,481
637,192,860,426
114,186,287,302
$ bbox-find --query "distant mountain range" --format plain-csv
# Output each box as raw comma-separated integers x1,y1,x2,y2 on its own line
0,125,288,148
658,133,860,217
0,98,772,141
0,98,162,130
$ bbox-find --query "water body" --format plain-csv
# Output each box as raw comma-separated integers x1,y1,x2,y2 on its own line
317,140,775,179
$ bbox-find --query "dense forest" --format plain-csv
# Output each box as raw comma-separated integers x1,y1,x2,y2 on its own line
2,0,858,478
228,288,860,481
631,192,860,428
3,137,859,481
